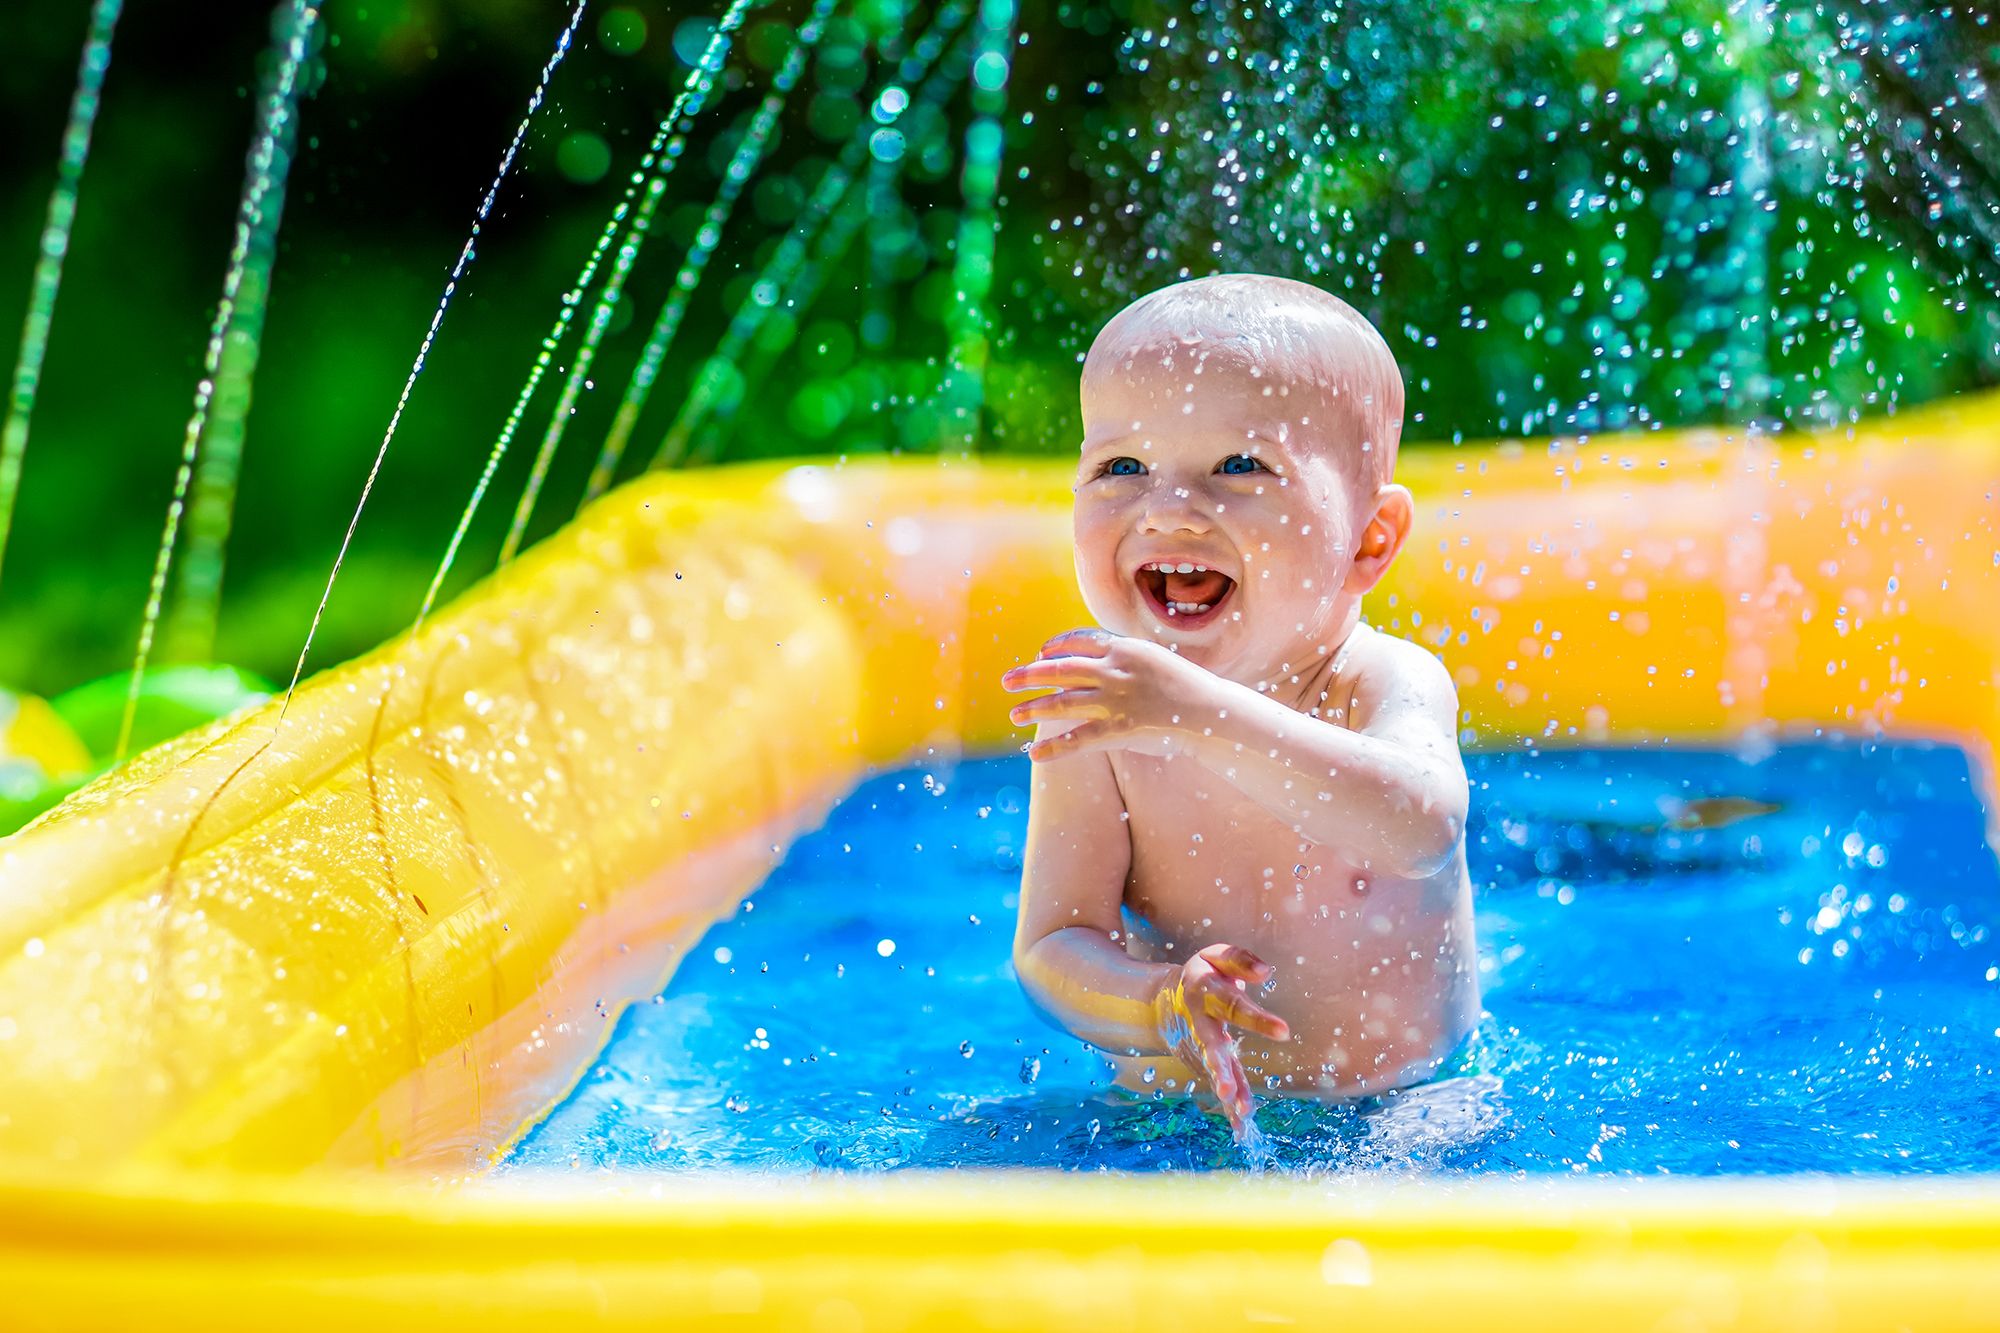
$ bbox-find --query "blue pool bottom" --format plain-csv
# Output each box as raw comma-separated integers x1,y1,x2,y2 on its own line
506,743,2000,1176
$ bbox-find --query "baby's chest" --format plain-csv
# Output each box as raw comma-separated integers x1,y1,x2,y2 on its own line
1112,755,1363,910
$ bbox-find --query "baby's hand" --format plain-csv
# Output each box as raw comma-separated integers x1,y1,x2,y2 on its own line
1000,629,1212,763
1154,944,1291,1138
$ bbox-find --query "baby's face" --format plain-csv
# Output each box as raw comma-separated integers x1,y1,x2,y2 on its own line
1073,352,1370,683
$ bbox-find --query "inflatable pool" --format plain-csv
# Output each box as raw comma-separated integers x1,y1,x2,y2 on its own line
2,391,1997,1326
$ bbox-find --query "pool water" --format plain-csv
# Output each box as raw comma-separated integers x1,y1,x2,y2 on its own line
504,743,2000,1176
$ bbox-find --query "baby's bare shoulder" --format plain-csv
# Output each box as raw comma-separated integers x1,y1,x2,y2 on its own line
1346,626,1459,734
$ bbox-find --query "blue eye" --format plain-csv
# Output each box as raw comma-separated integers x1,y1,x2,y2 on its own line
1102,456,1145,477
1218,453,1265,475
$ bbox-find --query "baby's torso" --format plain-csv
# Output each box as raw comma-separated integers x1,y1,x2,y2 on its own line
1108,747,1481,1099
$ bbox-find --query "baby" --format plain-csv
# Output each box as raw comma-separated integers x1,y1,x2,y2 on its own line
1000,273,1479,1136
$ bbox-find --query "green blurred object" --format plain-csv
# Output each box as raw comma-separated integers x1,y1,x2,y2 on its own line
556,131,612,185
50,663,274,762
598,6,646,56
0,685,93,836
0,774,83,837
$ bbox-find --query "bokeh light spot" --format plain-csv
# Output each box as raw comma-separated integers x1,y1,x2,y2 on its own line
869,128,906,163
556,132,612,186
597,7,646,57
972,51,1010,93
670,17,717,69
872,86,909,124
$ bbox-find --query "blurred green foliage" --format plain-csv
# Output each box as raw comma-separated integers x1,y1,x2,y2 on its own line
0,0,1991,702
0,665,270,833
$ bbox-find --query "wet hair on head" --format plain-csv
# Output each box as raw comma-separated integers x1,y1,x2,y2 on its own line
1082,273,1406,490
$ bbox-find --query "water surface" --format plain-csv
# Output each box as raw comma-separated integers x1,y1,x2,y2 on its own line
506,742,2000,1176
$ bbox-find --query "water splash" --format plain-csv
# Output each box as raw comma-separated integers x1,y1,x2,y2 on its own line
0,0,123,596
1073,0,1998,439
653,2,979,468
281,0,588,711
578,0,841,508
118,0,318,762
415,0,748,625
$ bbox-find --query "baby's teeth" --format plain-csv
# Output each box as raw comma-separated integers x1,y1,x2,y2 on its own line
1174,562,1195,574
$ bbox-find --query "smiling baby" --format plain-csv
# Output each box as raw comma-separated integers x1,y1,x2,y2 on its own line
1001,273,1480,1135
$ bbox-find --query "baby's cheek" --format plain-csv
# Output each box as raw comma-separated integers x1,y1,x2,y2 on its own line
1073,555,1133,629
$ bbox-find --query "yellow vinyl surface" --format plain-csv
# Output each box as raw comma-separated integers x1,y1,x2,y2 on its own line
1,393,1997,1326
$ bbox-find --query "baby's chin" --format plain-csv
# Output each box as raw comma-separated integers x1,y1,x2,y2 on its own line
1085,580,1296,676
1120,608,1255,672
1130,605,1348,687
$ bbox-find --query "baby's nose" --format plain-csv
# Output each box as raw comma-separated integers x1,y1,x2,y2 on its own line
1140,486,1212,533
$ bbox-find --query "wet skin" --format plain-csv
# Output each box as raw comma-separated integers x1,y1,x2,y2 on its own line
1004,345,1479,1133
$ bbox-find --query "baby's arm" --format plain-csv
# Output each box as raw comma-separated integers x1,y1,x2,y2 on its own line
1010,733,1154,1048
1179,635,1468,878
1012,726,1288,1130
1005,629,1466,880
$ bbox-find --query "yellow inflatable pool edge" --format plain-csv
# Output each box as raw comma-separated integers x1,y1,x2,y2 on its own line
3,1170,1999,1330
0,479,872,1175
2,394,1998,1325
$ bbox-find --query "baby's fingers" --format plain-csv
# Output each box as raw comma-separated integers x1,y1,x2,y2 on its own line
1193,1023,1240,1101
1038,628,1116,659
1204,983,1292,1043
1196,1025,1254,1132
1198,943,1276,985
1008,690,1105,728
1000,659,1104,693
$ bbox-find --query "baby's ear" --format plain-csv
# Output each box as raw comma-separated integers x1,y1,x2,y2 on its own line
1343,484,1413,595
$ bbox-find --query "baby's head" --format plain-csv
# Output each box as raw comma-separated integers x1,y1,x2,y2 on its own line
1073,273,1411,684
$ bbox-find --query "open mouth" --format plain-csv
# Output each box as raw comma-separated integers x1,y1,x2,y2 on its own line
1135,561,1237,630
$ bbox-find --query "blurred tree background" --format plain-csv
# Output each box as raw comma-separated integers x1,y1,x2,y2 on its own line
0,0,1993,710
